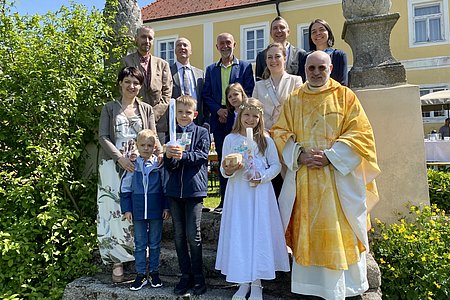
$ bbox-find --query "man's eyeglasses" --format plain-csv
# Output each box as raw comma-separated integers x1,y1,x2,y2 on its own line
307,65,327,72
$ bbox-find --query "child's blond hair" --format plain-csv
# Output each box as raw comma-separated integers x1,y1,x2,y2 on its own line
231,98,268,154
137,129,157,144
176,95,197,111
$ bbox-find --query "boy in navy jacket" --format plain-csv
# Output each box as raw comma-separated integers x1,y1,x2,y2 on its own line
120,129,170,291
165,96,210,296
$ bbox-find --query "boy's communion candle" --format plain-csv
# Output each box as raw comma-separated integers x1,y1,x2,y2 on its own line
169,98,176,144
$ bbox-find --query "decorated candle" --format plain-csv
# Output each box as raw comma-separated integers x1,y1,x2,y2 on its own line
245,127,257,187
169,98,176,144
246,127,253,142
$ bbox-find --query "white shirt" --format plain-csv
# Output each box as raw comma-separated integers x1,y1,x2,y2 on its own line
176,61,197,100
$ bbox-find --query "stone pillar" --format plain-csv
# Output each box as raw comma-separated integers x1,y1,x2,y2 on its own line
103,0,143,66
105,0,142,38
341,0,429,224
342,0,406,88
356,85,429,224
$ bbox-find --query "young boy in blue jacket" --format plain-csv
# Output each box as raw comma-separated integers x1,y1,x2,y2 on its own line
165,95,210,296
120,129,170,291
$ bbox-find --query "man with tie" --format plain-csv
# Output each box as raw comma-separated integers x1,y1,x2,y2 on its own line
121,26,173,141
202,32,255,211
255,16,307,81
170,37,207,126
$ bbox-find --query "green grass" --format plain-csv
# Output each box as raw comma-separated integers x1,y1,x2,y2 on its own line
204,186,220,208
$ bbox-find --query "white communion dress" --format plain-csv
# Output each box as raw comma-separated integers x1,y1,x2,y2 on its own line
215,133,290,283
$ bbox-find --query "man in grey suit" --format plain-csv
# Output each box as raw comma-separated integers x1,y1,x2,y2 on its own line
255,16,307,81
170,37,208,126
121,26,173,141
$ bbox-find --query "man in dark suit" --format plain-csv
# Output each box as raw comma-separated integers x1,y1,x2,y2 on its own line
255,16,307,81
170,37,207,126
121,26,173,141
202,32,255,211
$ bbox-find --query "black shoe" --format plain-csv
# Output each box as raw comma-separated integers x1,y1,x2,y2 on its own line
174,275,194,295
149,272,163,288
193,276,207,295
130,273,147,291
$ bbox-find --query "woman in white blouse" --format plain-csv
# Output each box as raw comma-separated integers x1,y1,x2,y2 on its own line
253,43,303,197
253,42,303,131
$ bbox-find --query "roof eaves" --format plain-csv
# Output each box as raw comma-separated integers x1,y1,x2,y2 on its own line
142,0,277,23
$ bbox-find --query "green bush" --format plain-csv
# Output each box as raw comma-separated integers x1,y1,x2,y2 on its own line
372,205,450,299
0,1,130,298
427,169,450,212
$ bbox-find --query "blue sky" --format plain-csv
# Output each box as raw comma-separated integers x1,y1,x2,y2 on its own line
11,0,153,15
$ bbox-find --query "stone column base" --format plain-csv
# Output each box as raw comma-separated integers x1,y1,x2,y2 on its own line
349,63,406,89
356,84,429,224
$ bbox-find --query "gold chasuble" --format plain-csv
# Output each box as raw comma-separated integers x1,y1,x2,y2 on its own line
272,79,379,271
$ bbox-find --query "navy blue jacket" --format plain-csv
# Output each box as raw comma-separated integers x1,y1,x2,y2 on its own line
164,122,210,198
202,57,255,134
226,111,237,133
120,156,168,220
297,48,348,86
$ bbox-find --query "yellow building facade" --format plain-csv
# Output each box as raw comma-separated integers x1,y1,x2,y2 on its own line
144,0,450,132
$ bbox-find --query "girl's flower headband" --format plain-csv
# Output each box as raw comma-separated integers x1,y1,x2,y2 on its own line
239,104,264,114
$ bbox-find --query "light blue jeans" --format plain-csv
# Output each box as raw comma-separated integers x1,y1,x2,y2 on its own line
133,218,163,274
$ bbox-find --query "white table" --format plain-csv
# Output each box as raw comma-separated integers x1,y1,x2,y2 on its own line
424,140,450,162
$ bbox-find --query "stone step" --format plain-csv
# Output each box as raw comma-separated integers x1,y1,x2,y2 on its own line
88,250,381,299
63,273,381,300
159,245,221,278
63,274,293,300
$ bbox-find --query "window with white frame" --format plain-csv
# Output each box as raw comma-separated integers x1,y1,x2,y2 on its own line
414,3,443,42
155,38,176,65
241,23,268,62
297,24,310,51
408,0,449,47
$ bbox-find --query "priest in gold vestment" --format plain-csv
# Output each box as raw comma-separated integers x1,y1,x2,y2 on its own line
272,51,380,299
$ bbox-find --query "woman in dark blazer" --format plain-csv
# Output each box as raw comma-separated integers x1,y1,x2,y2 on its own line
298,19,348,86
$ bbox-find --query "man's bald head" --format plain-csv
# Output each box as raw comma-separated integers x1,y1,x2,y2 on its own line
306,50,331,66
305,51,333,87
217,32,234,43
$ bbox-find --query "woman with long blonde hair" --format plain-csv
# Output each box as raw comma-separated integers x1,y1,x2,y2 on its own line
253,42,303,197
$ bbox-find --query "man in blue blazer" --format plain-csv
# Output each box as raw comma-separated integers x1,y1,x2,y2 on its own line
202,32,255,211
